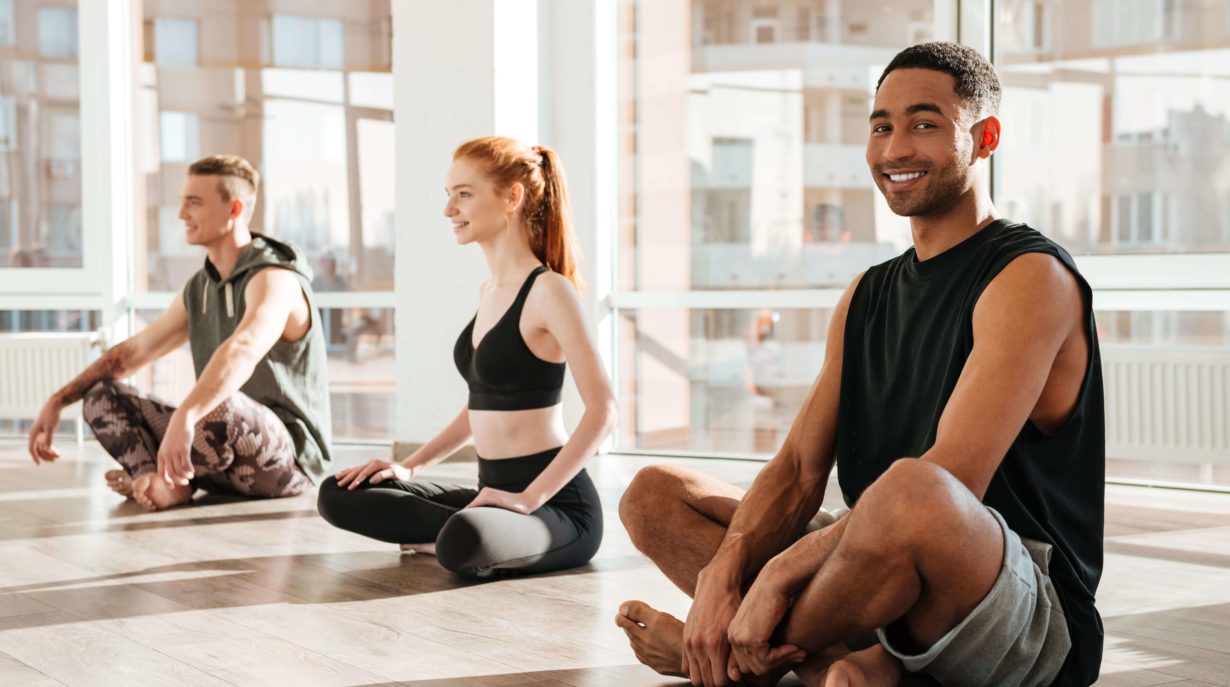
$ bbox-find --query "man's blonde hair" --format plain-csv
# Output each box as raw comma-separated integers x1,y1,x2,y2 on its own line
187,154,261,219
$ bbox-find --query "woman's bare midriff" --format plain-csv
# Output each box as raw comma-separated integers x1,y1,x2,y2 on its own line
469,404,569,459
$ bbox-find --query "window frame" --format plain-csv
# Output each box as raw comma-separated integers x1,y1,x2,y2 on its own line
606,0,1230,460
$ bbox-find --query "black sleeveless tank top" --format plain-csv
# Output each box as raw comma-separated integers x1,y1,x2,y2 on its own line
836,220,1105,687
453,266,567,411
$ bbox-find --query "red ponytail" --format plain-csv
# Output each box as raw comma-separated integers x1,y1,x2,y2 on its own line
453,136,582,288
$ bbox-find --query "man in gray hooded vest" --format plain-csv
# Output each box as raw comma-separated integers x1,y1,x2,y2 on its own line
27,154,332,511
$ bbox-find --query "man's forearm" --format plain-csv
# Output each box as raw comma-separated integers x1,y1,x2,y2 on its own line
705,452,829,589
175,339,259,424
51,341,136,406
767,517,848,594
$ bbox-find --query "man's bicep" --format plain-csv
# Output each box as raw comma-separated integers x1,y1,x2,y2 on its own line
775,273,863,482
232,269,297,351
927,253,1080,497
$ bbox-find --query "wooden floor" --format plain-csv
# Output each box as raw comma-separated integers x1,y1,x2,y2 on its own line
1,441,1228,686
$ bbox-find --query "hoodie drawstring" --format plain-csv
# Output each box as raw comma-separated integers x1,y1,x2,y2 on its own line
225,282,234,318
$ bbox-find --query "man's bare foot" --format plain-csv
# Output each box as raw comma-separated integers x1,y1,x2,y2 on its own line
105,469,134,498
797,644,902,687
615,600,687,678
399,543,436,555
130,473,193,511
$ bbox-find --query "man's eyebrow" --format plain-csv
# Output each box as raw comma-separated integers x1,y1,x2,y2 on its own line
447,184,473,191
906,102,945,116
869,102,947,120
182,195,203,202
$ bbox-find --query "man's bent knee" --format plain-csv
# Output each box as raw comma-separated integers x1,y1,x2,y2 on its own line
619,465,688,538
81,379,121,422
858,459,988,543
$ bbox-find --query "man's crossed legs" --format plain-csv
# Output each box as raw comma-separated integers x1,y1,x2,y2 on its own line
616,459,1069,687
82,380,311,510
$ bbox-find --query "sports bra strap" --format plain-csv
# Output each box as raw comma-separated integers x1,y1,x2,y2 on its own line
508,265,549,318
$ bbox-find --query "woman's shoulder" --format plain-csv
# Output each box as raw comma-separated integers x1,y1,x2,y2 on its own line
525,269,580,315
531,269,576,296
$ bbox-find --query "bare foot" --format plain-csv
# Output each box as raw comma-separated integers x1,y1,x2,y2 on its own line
130,473,194,511
797,644,902,687
399,543,437,555
615,600,687,678
105,469,134,498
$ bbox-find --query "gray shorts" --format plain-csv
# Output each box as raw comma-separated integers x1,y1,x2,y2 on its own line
873,506,1072,687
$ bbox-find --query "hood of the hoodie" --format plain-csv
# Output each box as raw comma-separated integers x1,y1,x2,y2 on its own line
202,233,314,285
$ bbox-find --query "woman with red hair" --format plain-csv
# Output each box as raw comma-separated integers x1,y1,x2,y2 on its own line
317,137,616,578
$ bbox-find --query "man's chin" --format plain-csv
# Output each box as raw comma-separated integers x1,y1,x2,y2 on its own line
884,198,924,217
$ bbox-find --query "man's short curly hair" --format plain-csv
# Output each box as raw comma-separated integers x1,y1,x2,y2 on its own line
876,42,1002,118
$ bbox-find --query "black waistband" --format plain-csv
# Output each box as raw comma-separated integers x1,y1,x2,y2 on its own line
469,389,562,411
477,446,562,486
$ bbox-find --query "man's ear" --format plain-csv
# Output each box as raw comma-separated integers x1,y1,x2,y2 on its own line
976,116,1001,158
230,197,245,222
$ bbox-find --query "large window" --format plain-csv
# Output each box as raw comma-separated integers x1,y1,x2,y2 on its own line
997,0,1230,255
136,1,395,440
616,0,1230,486
0,0,82,269
615,0,933,454
996,0,1230,486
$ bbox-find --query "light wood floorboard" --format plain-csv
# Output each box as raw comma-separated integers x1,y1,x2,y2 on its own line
0,441,1227,685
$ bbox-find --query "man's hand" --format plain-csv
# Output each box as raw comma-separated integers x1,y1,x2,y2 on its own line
727,558,807,679
682,571,744,686
157,412,195,486
464,487,539,515
28,398,63,464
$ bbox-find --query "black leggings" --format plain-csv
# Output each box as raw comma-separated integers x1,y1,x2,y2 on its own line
316,447,603,578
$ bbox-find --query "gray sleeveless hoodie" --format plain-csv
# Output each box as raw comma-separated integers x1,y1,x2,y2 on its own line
181,233,332,484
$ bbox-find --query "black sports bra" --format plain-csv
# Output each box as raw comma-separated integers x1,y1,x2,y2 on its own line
453,266,567,411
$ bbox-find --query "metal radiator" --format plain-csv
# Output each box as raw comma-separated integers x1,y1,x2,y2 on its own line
0,332,103,443
1102,344,1229,464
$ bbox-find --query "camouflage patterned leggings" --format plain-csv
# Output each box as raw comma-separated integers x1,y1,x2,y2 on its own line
82,380,311,498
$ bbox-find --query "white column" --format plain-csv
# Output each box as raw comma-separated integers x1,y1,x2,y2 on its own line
391,0,541,452
542,0,618,444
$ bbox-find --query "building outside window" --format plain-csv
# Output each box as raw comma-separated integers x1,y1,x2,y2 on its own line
616,0,1230,486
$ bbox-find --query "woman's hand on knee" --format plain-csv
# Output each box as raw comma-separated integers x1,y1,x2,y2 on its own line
464,487,539,515
369,463,413,485
336,459,414,489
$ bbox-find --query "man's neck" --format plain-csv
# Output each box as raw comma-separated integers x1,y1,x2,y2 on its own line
205,225,253,280
909,191,999,261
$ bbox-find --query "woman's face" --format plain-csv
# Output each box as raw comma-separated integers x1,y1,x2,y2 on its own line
444,158,519,245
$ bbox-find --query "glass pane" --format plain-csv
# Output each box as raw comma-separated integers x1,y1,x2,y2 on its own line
272,15,344,70
132,306,394,441
36,5,75,58
616,307,830,454
137,0,393,293
997,0,1230,254
322,306,395,439
153,17,197,67
1097,309,1230,486
618,0,933,292
0,0,82,268
356,118,394,290
0,308,97,333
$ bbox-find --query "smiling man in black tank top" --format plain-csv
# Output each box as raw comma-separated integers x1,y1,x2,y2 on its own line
616,42,1104,687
